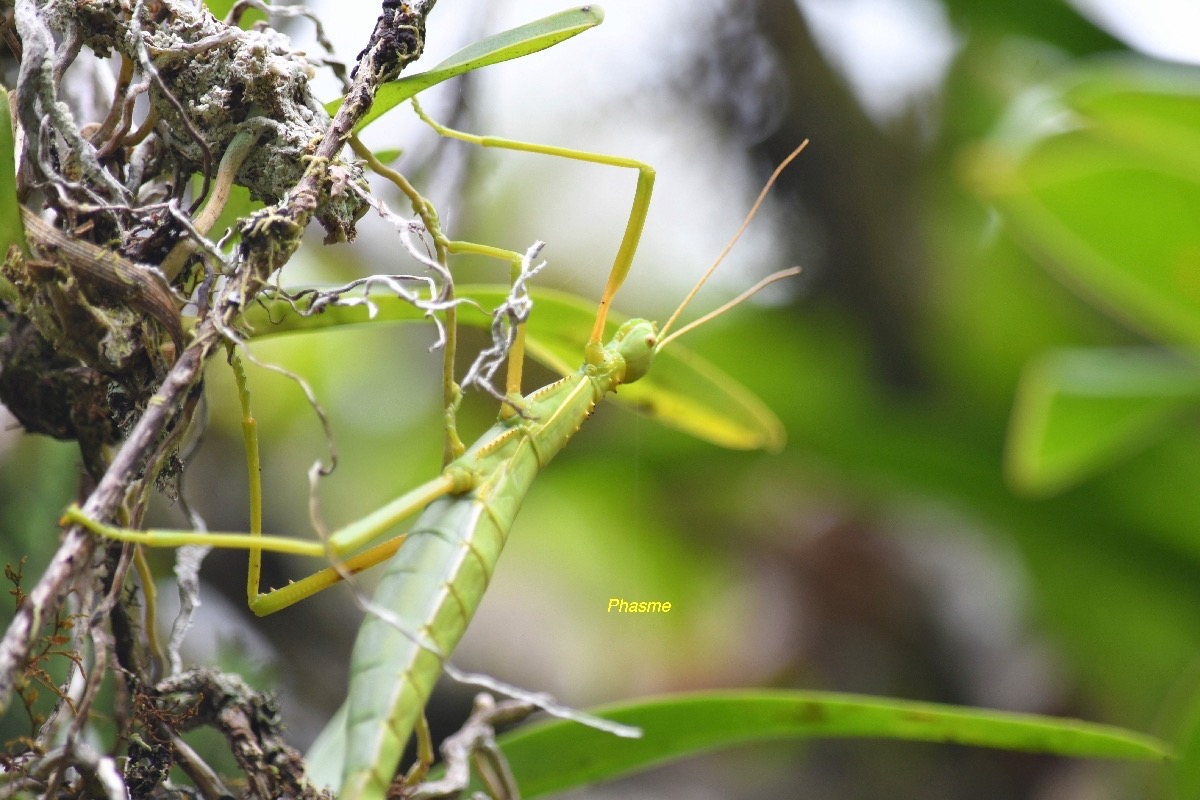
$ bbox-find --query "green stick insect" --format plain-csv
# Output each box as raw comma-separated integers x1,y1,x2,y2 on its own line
59,8,805,800
64,139,805,798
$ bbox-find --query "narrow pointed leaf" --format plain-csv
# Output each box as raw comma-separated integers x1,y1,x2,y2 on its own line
325,6,604,132
475,690,1170,798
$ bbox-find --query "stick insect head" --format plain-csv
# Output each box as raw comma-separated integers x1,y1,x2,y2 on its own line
602,141,807,385
612,318,658,383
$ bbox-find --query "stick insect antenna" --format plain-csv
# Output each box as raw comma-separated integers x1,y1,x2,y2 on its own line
657,140,809,345
657,266,801,350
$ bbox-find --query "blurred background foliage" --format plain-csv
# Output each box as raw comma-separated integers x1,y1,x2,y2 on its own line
5,0,1200,796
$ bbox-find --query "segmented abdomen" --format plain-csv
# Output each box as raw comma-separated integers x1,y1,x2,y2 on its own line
339,429,538,800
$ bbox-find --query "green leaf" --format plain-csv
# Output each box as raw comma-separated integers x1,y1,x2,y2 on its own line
202,0,235,19
1166,679,1200,800
188,173,262,249
324,6,604,132
475,690,1171,797
0,85,25,304
370,148,404,165
0,86,26,257
305,701,347,791
970,57,1200,344
203,0,265,27
1007,347,1200,495
235,284,786,451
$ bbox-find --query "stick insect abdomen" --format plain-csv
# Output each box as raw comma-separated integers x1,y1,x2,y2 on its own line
340,354,626,799
341,494,503,799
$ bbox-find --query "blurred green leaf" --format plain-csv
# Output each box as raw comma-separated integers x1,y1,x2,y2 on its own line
941,0,1119,57
971,57,1200,345
190,177,261,248
1007,347,1200,494
0,87,25,257
325,6,604,132
236,284,785,451
478,690,1170,797
1167,675,1200,800
202,0,235,19
202,0,265,27
0,85,23,303
370,148,404,165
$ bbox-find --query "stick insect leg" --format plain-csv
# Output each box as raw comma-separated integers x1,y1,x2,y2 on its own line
62,459,472,618
245,468,469,616
440,240,532,417
228,345,265,609
409,97,657,353
240,463,473,615
398,715,436,792
350,135,547,436
349,134,467,465
61,470,464,616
